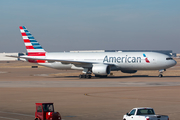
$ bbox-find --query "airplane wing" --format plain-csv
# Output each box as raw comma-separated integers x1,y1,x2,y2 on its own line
6,55,114,65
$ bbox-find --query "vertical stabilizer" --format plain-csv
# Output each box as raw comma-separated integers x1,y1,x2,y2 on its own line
19,26,46,56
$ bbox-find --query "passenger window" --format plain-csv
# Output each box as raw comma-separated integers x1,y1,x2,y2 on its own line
129,109,136,115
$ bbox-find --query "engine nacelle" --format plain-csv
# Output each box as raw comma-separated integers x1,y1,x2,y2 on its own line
92,64,111,75
121,70,137,74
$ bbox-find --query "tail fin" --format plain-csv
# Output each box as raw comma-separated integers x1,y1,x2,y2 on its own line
19,26,46,56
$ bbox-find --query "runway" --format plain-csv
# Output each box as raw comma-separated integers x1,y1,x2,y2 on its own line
0,61,180,120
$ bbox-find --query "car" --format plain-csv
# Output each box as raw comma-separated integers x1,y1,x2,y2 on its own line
123,107,169,120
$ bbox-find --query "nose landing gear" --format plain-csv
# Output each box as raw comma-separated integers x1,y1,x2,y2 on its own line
158,69,166,78
158,74,163,78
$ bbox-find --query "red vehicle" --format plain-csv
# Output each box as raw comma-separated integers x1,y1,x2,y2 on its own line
35,103,61,120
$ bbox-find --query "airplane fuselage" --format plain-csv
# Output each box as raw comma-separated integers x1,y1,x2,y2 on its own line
35,52,176,71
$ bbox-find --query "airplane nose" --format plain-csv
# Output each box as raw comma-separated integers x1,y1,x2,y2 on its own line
166,59,177,68
173,60,177,66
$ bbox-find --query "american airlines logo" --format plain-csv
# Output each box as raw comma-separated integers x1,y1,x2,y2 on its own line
103,55,142,63
143,54,150,63
103,54,150,63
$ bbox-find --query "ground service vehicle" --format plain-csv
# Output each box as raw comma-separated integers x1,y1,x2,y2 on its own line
35,103,61,120
123,107,169,120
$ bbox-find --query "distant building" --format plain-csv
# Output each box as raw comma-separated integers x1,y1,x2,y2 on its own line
0,53,18,61
0,53,26,61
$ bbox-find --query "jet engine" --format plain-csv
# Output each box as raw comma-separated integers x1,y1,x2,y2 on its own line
92,64,111,75
121,70,137,73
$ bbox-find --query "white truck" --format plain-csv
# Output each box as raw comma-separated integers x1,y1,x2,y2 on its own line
123,107,169,120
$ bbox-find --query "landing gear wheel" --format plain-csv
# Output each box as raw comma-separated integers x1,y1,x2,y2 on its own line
79,74,83,79
87,75,92,79
82,74,86,78
158,74,163,78
79,74,91,79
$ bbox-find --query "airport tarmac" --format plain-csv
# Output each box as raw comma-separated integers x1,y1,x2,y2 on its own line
0,60,180,120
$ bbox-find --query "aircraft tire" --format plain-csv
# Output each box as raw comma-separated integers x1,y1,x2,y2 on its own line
87,75,91,79
83,74,86,78
79,75,83,79
79,74,88,79
158,74,163,78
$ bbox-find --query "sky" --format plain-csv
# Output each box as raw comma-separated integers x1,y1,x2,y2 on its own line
0,0,180,53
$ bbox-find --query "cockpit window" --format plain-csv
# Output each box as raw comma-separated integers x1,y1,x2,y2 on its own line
166,58,173,60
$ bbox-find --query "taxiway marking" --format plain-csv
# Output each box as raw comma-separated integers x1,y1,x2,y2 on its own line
0,116,19,120
0,111,34,117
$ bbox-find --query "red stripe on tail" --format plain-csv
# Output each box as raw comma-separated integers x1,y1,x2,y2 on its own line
24,39,30,43
28,52,46,56
26,46,34,49
19,26,23,29
21,33,27,36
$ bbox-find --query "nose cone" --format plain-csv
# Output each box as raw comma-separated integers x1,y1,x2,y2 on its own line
168,59,177,68
173,60,177,66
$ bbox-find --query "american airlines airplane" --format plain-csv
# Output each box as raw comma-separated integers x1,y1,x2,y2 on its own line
13,26,177,78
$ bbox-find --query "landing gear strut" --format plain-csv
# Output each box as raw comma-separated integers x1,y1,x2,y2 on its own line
158,69,166,78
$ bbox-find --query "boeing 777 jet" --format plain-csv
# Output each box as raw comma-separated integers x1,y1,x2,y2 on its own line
10,26,177,78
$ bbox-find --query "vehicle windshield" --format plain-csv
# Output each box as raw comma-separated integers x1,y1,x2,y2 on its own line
136,109,155,115
43,104,54,112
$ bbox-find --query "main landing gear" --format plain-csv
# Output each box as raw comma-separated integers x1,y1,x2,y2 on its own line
79,74,92,79
158,69,166,78
79,68,92,79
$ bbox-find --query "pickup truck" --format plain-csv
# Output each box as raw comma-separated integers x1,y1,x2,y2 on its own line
123,107,169,120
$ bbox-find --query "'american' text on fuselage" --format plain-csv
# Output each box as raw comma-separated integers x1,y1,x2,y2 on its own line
103,55,142,63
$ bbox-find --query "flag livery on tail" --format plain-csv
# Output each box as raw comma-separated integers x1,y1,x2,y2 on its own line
19,26,46,63
19,26,46,56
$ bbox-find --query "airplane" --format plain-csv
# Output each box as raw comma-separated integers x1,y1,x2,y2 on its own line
10,26,177,79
